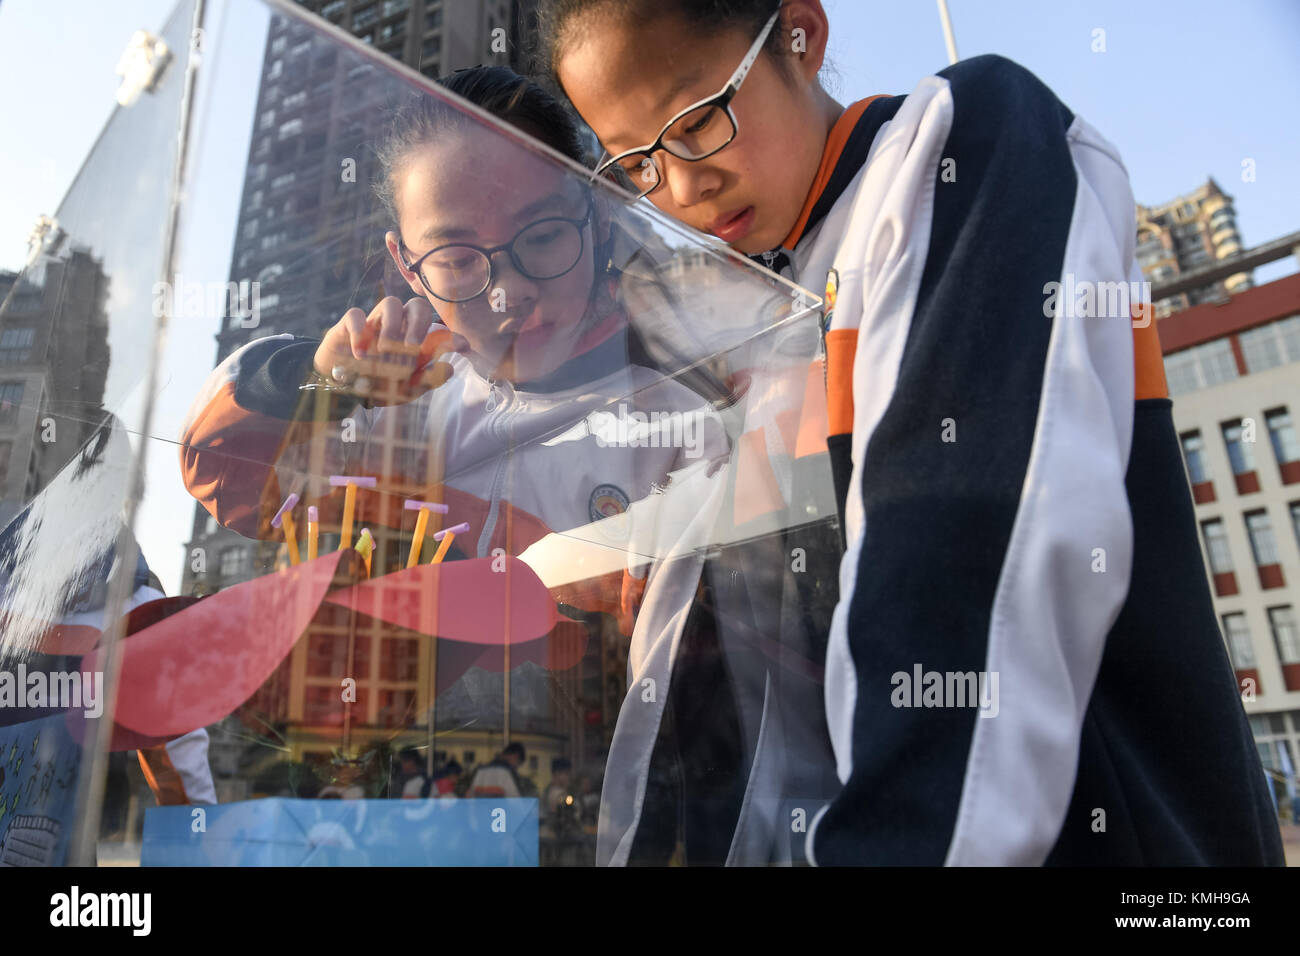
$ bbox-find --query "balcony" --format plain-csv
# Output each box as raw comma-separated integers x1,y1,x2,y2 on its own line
1257,564,1285,590
1234,470,1261,495
1213,571,1239,597
1283,663,1300,693
1234,668,1260,696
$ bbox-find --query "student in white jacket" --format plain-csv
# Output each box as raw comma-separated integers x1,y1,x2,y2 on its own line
180,70,746,849
540,0,1283,866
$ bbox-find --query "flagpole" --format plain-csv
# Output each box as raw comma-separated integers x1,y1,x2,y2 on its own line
937,0,959,65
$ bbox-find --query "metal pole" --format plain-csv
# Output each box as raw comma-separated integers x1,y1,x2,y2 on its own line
69,0,206,866
937,0,960,65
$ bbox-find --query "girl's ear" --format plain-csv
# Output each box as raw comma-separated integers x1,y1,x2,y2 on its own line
781,0,832,84
385,231,430,300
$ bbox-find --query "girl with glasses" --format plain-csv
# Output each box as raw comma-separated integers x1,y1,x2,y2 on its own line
180,68,730,761
539,0,1284,867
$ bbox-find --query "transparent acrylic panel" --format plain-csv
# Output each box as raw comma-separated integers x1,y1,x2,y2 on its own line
75,0,835,866
0,1,198,865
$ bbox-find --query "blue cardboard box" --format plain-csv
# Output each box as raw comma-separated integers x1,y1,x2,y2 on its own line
141,797,538,866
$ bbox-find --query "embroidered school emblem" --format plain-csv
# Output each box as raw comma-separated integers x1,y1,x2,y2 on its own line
824,268,839,319
589,484,630,522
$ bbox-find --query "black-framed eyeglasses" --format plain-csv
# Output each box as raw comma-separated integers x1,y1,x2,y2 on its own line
400,195,594,303
594,7,781,199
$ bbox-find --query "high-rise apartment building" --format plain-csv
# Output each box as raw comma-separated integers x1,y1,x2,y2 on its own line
1137,178,1254,319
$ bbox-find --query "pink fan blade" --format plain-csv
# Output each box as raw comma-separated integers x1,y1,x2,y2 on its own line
323,555,557,645
81,551,348,738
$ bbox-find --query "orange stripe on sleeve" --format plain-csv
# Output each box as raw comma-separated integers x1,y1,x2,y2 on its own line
1131,305,1168,400
825,328,858,437
795,359,831,459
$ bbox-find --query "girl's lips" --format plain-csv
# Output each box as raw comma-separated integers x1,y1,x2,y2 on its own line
708,206,756,244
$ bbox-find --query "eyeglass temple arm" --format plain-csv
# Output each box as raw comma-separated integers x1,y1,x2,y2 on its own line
726,8,782,94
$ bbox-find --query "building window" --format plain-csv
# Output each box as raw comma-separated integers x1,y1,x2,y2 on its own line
1269,606,1300,665
0,381,23,425
0,327,35,364
1245,510,1280,566
377,689,416,728
1201,519,1234,574
1180,430,1210,484
353,4,381,29
220,547,248,577
0,440,11,482
1265,407,1300,465
426,7,442,30
380,638,420,681
421,36,440,59
1164,339,1239,397
1221,419,1256,475
321,0,345,20
1222,613,1256,669
1241,314,1300,374
278,118,304,139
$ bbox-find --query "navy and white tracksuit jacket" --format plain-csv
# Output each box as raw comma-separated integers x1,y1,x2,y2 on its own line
745,55,1283,865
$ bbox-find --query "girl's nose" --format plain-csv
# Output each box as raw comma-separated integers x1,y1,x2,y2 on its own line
484,251,539,320
657,152,723,209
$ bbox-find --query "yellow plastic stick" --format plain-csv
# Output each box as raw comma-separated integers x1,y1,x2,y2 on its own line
430,522,469,565
339,483,357,553
307,506,319,561
404,499,449,568
407,508,429,569
272,493,301,566
430,532,455,565
281,511,301,566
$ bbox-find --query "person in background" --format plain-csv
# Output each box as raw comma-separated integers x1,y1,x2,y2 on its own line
468,743,525,798
424,759,463,798
397,748,427,799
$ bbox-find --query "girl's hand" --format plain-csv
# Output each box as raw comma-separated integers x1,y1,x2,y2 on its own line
312,296,461,406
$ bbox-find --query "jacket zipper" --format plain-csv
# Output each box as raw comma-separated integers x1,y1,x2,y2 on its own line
477,377,516,557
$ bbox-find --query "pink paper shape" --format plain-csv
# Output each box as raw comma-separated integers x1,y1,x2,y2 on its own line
79,551,347,738
323,555,557,645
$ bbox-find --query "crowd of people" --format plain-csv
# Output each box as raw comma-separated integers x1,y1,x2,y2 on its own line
385,744,601,863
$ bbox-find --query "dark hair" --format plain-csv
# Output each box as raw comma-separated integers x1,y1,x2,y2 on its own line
538,0,786,89
503,742,526,760
551,757,572,773
374,65,588,228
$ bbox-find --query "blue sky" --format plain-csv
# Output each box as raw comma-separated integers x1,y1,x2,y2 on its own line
2,0,1297,274
822,0,1300,282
